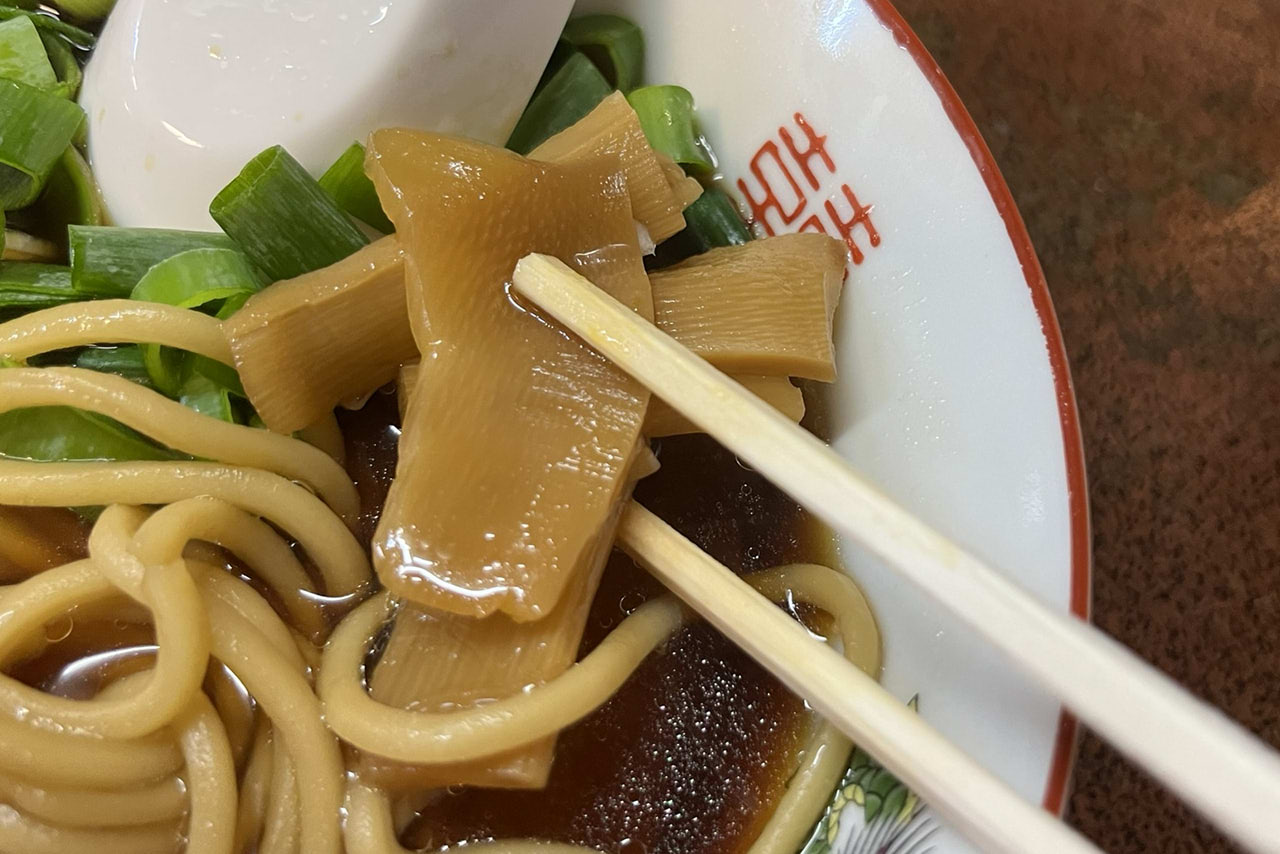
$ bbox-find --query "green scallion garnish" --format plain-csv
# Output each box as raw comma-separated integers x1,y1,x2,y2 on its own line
129,246,261,309
177,370,239,423
532,37,576,96
27,146,104,245
0,8,94,51
679,186,752,248
210,144,370,282
129,246,260,397
562,14,644,92
0,405,178,462
0,15,57,90
0,260,78,315
650,186,753,268
49,0,115,23
506,51,611,155
0,77,84,209
318,141,393,233
68,225,238,297
38,29,81,99
627,84,715,173
73,345,154,388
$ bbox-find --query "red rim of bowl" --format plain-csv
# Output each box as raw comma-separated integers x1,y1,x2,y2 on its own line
863,0,1093,816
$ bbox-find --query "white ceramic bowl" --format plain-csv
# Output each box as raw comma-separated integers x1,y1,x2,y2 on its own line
578,1,1091,851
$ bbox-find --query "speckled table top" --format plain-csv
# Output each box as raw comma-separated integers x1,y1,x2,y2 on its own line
889,0,1279,850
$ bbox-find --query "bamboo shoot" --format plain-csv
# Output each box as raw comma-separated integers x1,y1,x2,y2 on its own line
649,233,847,381
366,130,652,621
529,91,695,243
224,236,413,434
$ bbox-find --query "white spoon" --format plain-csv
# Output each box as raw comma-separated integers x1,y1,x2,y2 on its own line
80,0,575,230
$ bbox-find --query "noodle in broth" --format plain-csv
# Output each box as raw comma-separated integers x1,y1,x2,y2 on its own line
0,314,876,850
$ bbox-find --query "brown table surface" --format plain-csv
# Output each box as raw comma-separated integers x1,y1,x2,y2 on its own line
889,0,1279,851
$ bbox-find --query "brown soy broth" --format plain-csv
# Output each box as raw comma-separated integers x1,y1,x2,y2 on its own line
390,426,837,854
9,618,155,699
0,505,90,581
338,387,403,549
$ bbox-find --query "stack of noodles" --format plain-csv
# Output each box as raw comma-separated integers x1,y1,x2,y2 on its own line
0,92,878,853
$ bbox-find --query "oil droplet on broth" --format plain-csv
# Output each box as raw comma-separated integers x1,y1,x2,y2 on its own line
44,616,74,644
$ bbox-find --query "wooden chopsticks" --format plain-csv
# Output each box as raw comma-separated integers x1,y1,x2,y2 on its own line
512,253,1280,854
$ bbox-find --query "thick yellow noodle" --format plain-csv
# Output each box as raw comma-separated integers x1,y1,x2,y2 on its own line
0,367,360,522
0,771,186,828
0,459,369,593
0,300,878,853
234,722,275,852
0,300,232,363
172,692,237,854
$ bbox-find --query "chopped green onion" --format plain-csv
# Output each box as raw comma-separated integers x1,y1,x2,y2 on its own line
0,15,57,90
0,78,84,209
38,30,81,99
0,260,78,315
68,225,238,297
27,146,104,245
562,14,644,92
214,290,252,319
533,37,576,95
129,247,260,396
130,246,260,308
177,370,240,423
649,186,752,268
210,144,369,282
0,406,178,462
317,142,393,233
74,345,154,388
0,8,94,50
626,85,715,172
190,291,255,399
50,0,115,22
678,185,752,248
506,51,611,155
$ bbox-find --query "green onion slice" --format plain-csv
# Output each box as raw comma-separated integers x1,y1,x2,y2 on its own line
626,85,715,173
129,247,259,396
0,15,57,90
677,186,752,248
0,405,178,462
650,186,752,269
210,144,369,282
39,30,81,99
318,141,393,234
0,8,94,50
69,225,238,297
506,51,611,155
130,246,261,309
533,37,576,96
0,78,84,209
50,0,115,23
0,260,78,315
177,370,240,423
27,146,104,246
74,345,154,388
562,14,644,92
